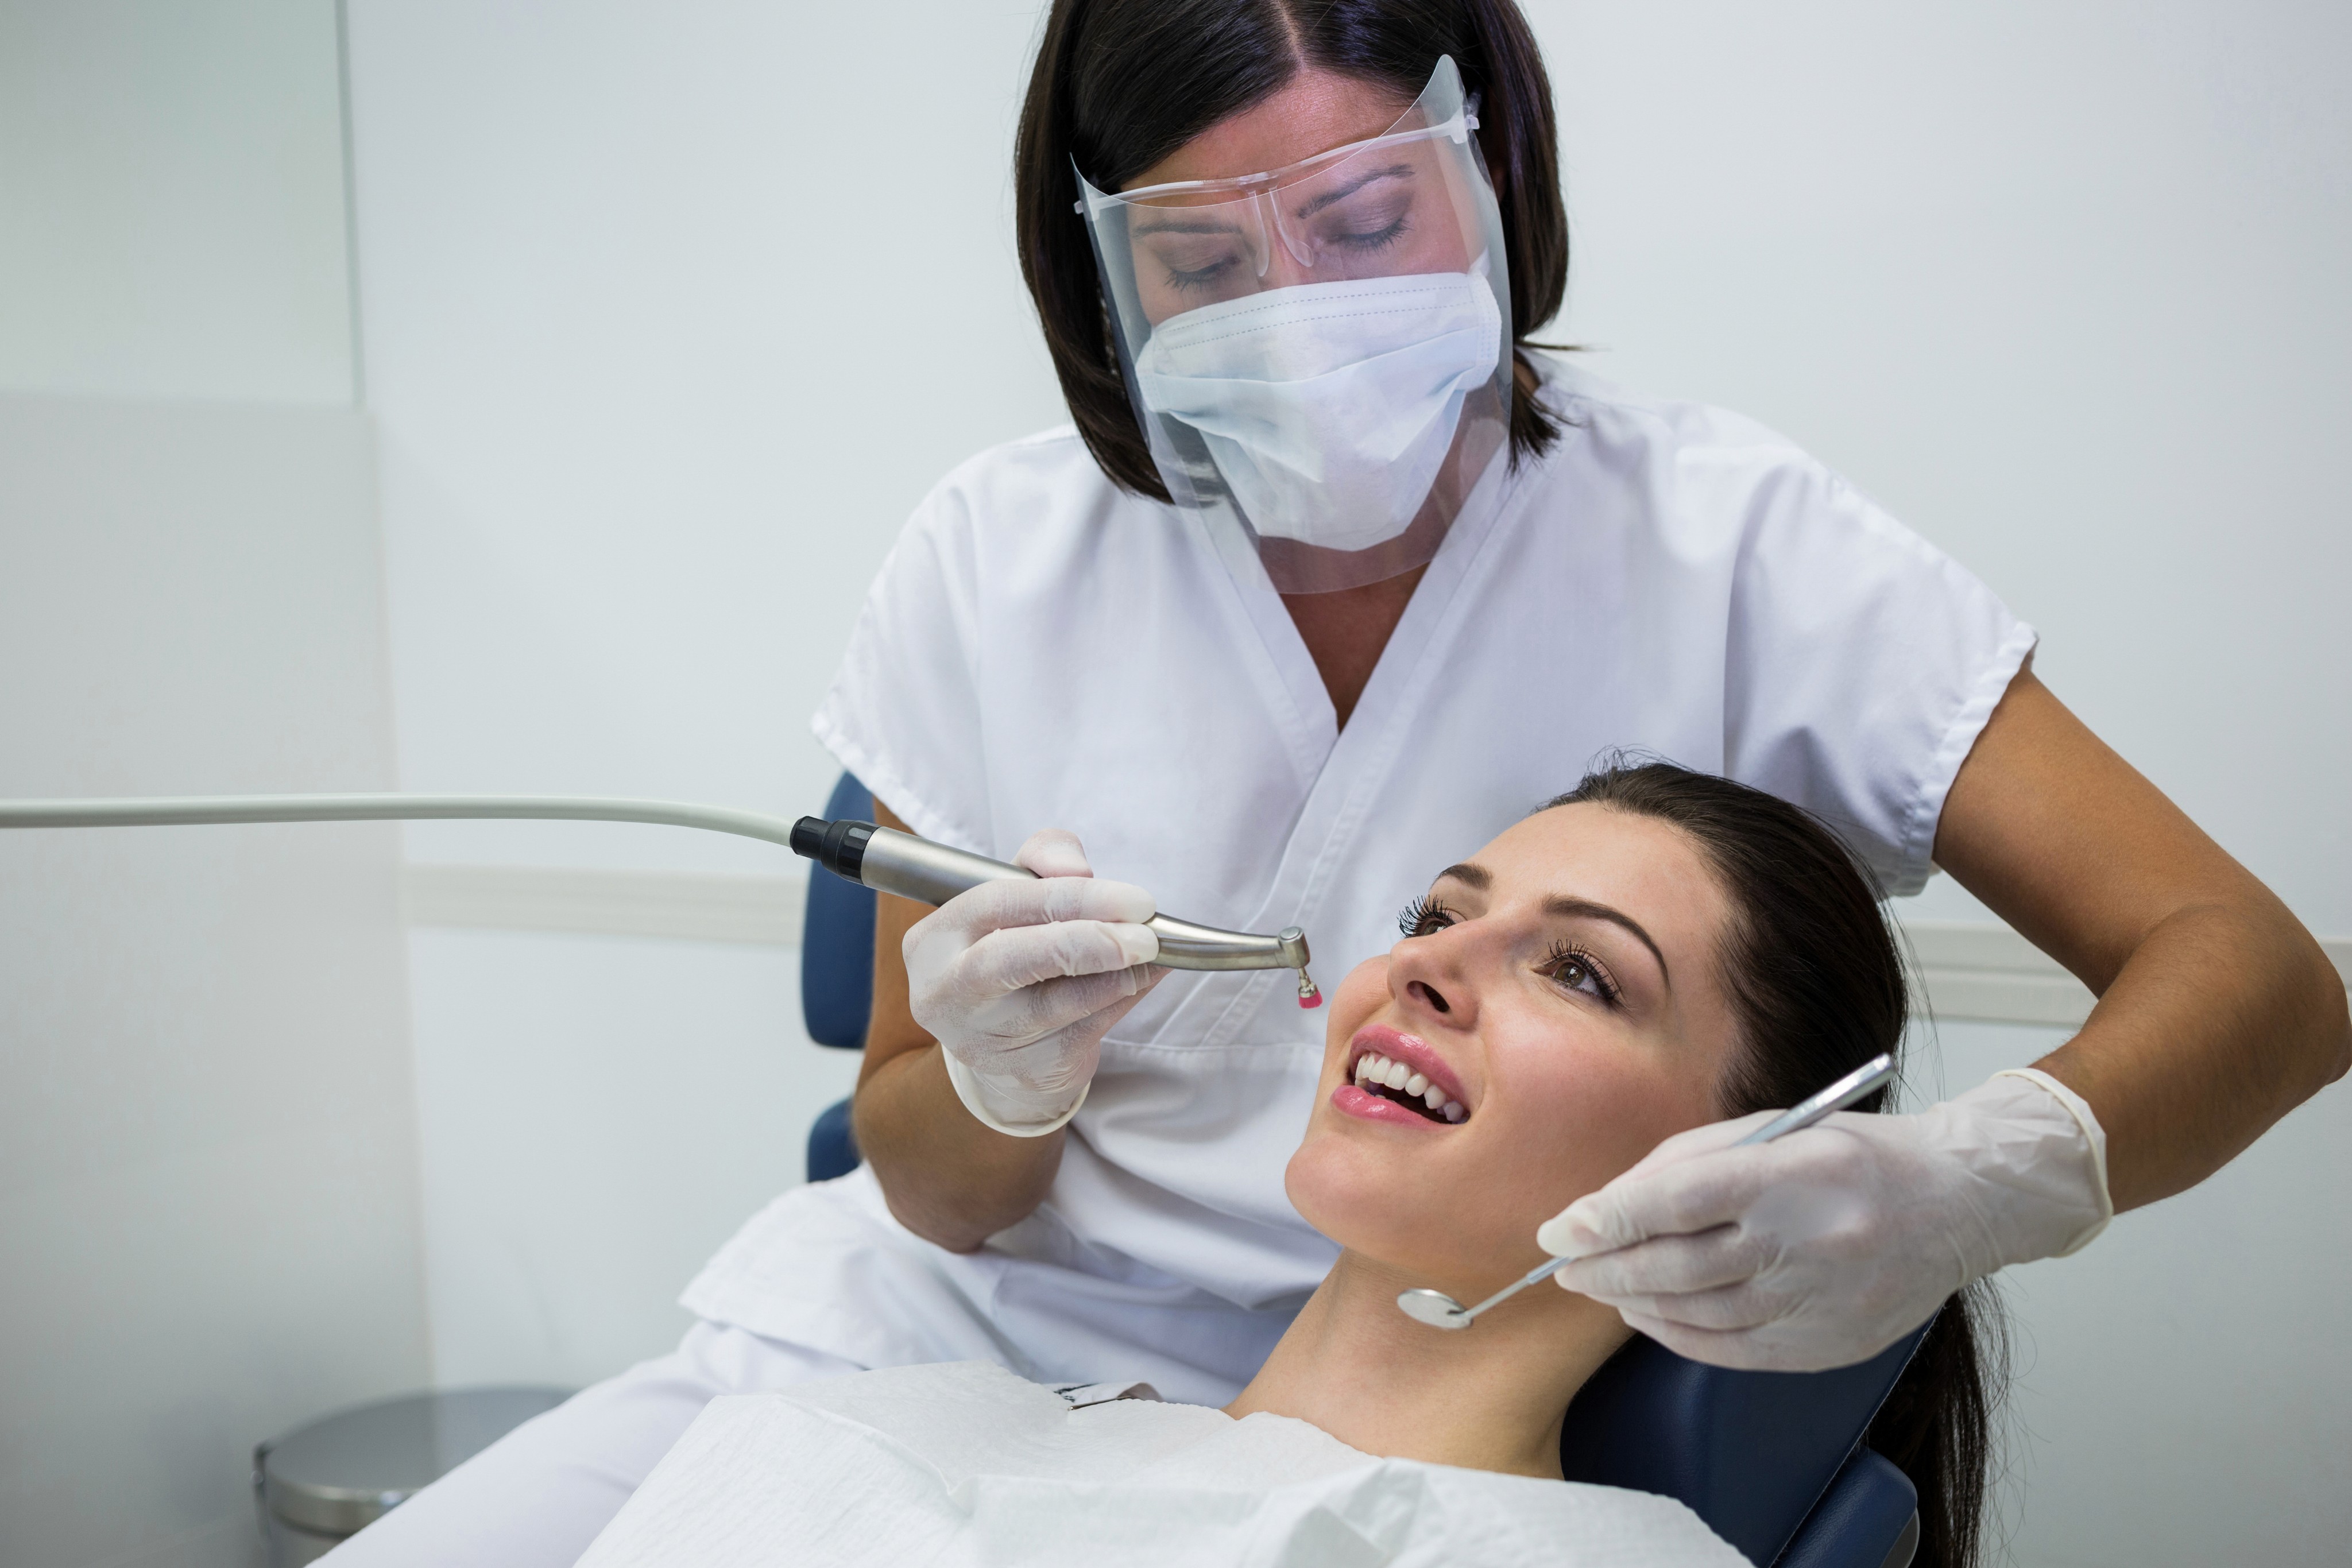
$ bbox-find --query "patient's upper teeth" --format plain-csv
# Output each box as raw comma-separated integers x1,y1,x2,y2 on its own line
1383,1060,1412,1091
1405,1073,1429,1097
1423,1084,1445,1109
1442,1100,1466,1123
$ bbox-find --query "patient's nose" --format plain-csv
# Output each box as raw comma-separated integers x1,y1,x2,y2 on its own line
1390,933,1475,1029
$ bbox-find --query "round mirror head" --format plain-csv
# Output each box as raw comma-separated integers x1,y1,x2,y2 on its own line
1395,1288,1472,1330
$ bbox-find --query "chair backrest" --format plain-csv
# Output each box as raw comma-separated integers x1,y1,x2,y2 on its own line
1559,1323,1930,1565
797,770,1924,1564
801,773,876,1050
802,774,875,1182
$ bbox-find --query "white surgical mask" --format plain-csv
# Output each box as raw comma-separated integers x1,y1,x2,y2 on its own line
1129,264,1504,553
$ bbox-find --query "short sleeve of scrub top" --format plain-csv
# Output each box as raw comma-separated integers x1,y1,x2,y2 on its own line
813,474,992,853
1657,399,2038,892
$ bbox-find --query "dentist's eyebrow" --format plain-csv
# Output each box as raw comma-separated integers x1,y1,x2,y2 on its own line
1129,215,1247,238
1544,896,1670,985
1293,162,1414,219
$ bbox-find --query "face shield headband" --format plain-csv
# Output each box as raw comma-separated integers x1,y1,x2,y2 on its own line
1076,56,1515,594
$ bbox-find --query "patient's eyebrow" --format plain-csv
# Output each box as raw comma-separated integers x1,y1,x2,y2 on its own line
1434,863,1491,891
1544,896,1670,985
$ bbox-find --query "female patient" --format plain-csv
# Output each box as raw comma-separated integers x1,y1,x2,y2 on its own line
578,764,1998,1568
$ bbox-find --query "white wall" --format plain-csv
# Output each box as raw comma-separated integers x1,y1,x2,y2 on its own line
342,0,1055,1388
345,0,1071,865
0,0,356,404
1540,1,2352,935
405,932,856,1388
0,396,424,1568
338,2,2349,1563
0,7,423,1567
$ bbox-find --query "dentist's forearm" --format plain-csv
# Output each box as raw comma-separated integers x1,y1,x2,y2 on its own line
2029,893,2347,1211
1937,671,2351,1213
851,826,1062,1251
856,1038,1064,1252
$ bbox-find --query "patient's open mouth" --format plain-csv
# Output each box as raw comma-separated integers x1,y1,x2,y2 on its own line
1351,1052,1467,1122
1341,1028,1469,1126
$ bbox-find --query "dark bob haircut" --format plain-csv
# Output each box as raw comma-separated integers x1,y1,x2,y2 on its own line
1015,0,1570,502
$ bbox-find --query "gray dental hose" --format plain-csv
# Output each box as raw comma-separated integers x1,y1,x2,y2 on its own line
0,793,1320,1003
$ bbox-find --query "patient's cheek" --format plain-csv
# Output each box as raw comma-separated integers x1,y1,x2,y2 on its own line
1511,1052,1714,1198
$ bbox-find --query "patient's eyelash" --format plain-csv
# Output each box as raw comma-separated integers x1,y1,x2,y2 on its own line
1398,895,1459,938
1544,940,1620,1005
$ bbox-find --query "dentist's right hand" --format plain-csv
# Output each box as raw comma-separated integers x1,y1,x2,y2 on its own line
903,828,1162,1136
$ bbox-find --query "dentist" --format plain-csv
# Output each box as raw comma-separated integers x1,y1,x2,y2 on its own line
336,1,2348,1561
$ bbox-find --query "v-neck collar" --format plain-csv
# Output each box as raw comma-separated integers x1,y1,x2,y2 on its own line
1201,445,1519,792
1172,450,1527,1039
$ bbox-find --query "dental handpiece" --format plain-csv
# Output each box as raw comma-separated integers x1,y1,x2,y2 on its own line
790,815,1320,1006
1394,1052,1899,1330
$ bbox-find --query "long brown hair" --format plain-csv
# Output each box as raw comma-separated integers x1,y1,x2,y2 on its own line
1013,0,1570,500
1548,762,2005,1568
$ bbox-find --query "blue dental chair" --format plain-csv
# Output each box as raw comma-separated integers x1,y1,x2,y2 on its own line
797,772,1925,1568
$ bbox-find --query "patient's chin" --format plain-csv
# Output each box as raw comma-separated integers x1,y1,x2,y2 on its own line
1283,1137,1465,1277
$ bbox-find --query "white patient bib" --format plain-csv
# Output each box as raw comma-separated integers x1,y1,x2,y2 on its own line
577,1362,1747,1568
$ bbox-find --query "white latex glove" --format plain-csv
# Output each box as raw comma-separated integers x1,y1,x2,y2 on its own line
903,828,1162,1136
1538,1070,2112,1370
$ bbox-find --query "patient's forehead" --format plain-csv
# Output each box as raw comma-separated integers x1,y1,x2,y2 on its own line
1466,804,1729,942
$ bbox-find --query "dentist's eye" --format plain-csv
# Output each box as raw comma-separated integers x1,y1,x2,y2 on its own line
1325,214,1409,253
1165,257,1242,291
1143,237,1248,294
1543,942,1620,1005
1398,895,1458,938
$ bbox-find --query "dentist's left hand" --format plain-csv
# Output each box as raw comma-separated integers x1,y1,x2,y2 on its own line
903,828,1163,1136
1533,1073,2110,1370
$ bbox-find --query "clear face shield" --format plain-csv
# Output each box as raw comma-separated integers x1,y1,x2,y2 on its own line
1077,56,1512,594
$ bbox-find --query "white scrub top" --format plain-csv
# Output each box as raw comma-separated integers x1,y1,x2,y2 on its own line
683,357,2034,1405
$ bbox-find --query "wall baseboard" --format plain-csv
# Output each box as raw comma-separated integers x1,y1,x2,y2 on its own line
401,864,2351,1031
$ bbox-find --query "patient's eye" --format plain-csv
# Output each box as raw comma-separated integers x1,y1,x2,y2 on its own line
1398,895,1458,938
1543,941,1620,1005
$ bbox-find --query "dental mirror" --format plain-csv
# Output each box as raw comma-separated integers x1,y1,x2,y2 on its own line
1395,1053,1898,1331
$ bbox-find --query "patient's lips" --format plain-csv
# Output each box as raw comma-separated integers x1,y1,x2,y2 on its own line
1338,1025,1468,1126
